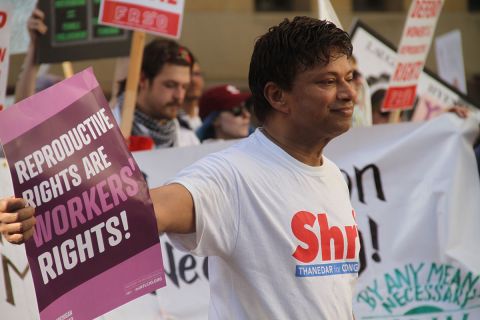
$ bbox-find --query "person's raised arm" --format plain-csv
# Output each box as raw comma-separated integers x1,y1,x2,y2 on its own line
14,8,47,102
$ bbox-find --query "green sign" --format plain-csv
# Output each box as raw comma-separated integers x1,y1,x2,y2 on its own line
37,0,131,63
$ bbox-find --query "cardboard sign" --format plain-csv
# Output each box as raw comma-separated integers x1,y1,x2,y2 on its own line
0,2,12,111
350,20,478,122
9,0,37,55
36,0,132,64
0,68,165,320
99,0,185,39
435,30,467,94
318,0,342,29
382,0,445,111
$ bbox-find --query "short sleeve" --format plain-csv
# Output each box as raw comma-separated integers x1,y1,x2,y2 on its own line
166,154,239,258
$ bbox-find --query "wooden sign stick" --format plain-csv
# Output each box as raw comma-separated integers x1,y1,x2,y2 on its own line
389,110,402,123
61,61,74,79
120,30,145,139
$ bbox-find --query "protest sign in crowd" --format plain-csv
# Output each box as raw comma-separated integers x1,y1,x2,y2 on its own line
0,0,479,320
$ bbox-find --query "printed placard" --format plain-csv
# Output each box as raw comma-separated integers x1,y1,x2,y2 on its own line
99,0,185,39
435,30,467,94
36,0,132,64
383,0,445,111
350,20,478,122
0,68,165,320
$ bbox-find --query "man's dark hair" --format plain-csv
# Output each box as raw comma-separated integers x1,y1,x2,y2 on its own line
142,39,193,82
248,16,353,123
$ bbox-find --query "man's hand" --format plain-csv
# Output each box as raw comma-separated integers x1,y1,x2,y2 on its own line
447,105,470,119
0,198,36,244
27,9,48,42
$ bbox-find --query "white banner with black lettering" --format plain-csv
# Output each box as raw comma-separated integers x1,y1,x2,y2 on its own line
1,115,479,319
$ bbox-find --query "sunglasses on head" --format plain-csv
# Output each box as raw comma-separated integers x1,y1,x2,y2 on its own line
227,106,248,117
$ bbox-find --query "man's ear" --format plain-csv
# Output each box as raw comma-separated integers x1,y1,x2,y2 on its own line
263,82,289,114
139,72,149,89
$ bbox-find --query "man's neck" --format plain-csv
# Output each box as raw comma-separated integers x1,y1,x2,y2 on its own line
182,98,200,117
135,103,173,126
262,122,329,167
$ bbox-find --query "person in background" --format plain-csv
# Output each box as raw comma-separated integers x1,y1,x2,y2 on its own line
179,50,204,131
14,8,49,102
1,9,57,158
195,84,252,142
350,56,372,127
370,88,390,124
2,17,359,319
114,39,200,149
370,89,470,125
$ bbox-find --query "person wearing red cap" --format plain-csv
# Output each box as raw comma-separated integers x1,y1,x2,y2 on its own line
196,85,252,142
2,17,358,319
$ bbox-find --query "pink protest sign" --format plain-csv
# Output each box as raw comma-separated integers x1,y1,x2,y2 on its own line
382,0,444,111
0,68,165,320
99,0,185,39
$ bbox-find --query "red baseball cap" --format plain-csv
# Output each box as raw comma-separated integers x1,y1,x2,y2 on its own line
199,85,251,119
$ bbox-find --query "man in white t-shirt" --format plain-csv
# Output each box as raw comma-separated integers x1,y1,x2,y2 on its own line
1,16,359,319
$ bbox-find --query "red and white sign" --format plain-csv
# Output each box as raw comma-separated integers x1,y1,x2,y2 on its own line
382,0,444,111
0,2,12,111
99,0,185,39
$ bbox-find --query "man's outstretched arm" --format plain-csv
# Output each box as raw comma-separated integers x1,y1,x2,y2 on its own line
0,183,196,244
150,183,196,234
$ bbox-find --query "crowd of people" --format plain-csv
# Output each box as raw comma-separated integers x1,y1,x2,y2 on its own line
0,7,479,320
7,8,477,151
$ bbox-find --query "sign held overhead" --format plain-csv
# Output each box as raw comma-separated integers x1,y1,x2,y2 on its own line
99,0,185,39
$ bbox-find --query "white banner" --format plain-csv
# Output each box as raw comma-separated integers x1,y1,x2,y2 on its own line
328,115,480,319
1,115,479,319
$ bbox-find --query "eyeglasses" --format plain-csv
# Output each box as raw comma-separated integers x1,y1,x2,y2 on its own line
227,106,249,117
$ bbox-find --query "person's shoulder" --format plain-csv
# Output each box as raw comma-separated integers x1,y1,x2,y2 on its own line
322,156,343,174
177,124,200,146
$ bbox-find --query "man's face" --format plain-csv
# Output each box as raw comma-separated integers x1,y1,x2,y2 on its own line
283,54,356,140
139,63,191,121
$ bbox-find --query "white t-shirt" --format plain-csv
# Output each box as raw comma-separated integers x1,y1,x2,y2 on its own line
168,129,360,320
175,121,200,147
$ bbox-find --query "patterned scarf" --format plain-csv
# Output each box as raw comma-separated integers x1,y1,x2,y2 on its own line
131,108,177,148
